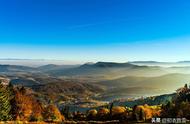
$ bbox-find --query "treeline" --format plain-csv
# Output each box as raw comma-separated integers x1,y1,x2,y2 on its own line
61,84,190,122
61,104,162,123
0,84,64,122
161,84,190,119
0,84,162,123
1,83,190,123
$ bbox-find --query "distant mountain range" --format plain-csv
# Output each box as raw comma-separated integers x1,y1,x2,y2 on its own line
44,62,169,82
1,61,190,79
130,60,190,63
0,59,79,67
1,58,190,67
0,64,36,72
1,61,190,101
82,62,136,68
97,73,190,100
129,61,190,67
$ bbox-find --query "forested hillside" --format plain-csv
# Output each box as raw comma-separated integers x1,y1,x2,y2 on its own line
1,78,190,123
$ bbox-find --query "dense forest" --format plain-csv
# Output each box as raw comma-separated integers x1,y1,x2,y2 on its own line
1,79,190,123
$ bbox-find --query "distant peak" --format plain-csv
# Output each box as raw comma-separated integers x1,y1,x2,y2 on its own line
130,61,159,63
84,62,94,65
178,61,190,63
81,61,135,68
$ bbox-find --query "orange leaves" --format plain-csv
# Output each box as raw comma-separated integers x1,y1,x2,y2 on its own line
87,109,98,117
31,101,44,121
12,87,64,122
134,104,162,120
111,106,126,116
14,91,33,121
87,106,129,121
43,104,65,122
98,108,110,116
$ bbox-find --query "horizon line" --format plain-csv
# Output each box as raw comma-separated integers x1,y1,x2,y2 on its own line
0,58,190,63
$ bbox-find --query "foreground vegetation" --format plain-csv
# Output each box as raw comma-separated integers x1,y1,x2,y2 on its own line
1,81,190,123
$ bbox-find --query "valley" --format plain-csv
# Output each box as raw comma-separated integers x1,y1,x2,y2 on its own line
1,61,190,108
1,61,190,123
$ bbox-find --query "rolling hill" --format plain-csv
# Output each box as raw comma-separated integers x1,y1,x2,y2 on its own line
0,64,36,72
96,73,190,100
46,62,168,81
1,62,190,101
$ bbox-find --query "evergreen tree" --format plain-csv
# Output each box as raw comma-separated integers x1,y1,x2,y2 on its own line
109,102,114,118
0,84,12,121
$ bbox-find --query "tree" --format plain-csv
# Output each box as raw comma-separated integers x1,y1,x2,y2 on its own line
0,84,12,121
12,88,33,121
111,106,128,121
139,108,145,121
109,102,114,117
87,109,97,120
112,106,126,116
61,106,70,119
97,108,110,121
30,100,44,121
43,104,65,122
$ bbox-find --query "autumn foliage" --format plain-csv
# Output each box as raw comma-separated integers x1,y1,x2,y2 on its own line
111,106,126,115
87,109,97,120
1,83,190,123
133,104,161,121
11,86,64,122
43,104,65,122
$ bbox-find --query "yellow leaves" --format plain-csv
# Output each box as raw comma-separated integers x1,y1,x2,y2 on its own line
88,109,98,117
98,108,110,116
111,106,126,115
13,88,64,122
14,91,33,121
134,104,162,120
43,104,65,122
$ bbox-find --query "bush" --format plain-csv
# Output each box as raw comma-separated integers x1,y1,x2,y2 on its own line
112,106,126,115
87,109,97,120
97,108,110,121
111,106,128,121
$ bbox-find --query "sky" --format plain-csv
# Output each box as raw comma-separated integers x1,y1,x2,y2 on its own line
0,0,190,63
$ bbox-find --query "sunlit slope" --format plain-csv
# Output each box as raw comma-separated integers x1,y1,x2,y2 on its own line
97,73,190,100
47,62,169,81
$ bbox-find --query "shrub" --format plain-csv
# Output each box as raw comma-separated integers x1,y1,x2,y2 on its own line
43,104,65,122
111,106,128,121
87,109,97,120
112,106,126,115
97,108,110,121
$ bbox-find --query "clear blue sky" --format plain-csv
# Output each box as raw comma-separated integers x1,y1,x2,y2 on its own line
0,0,190,63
